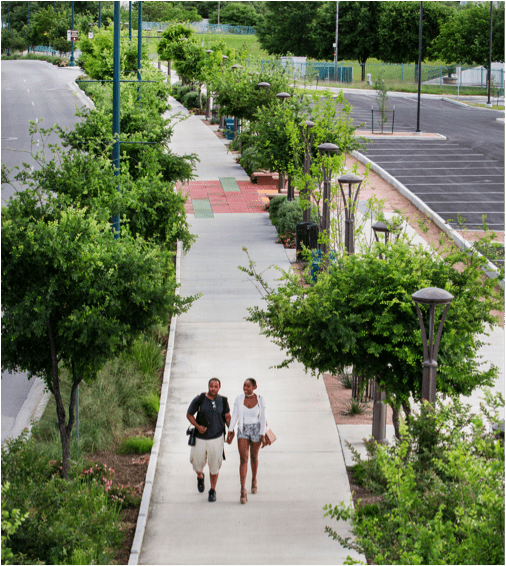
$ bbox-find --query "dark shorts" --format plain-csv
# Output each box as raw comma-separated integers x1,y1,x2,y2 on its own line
237,422,261,443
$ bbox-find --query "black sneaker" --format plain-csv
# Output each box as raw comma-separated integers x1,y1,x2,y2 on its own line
197,474,205,493
208,488,216,502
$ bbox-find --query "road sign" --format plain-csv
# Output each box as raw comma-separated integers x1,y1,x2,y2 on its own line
67,29,79,42
88,32,94,39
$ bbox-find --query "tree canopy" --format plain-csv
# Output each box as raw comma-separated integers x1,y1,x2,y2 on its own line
245,236,503,437
209,2,259,27
430,1,505,66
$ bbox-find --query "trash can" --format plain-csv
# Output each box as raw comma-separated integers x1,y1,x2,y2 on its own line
296,222,319,261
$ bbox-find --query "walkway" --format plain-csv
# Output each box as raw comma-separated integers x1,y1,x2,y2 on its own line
133,99,362,564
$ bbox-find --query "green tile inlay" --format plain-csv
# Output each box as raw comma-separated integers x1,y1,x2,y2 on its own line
219,177,240,192
192,199,214,218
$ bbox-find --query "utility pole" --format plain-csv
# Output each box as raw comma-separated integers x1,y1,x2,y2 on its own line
99,1,101,28
129,1,132,41
218,1,221,25
137,1,142,100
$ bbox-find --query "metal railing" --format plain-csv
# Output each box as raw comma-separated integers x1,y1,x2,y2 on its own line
141,21,256,35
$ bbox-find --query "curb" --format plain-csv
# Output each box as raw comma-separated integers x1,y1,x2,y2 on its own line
353,151,503,286
128,240,182,566
442,97,470,108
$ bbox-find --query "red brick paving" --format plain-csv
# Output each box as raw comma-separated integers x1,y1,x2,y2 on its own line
177,180,270,215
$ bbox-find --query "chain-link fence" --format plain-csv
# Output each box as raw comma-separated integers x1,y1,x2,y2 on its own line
141,21,256,35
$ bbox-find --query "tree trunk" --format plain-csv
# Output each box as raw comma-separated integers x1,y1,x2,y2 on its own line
391,404,401,440
167,60,171,79
360,61,366,82
278,172,285,193
47,317,70,480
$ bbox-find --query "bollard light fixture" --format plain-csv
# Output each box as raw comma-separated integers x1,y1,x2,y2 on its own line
276,92,291,102
412,287,454,405
317,143,339,255
337,173,363,255
257,81,271,94
301,120,315,223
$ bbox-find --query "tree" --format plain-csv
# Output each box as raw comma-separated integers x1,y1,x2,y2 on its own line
256,1,321,57
310,1,382,81
77,26,147,80
1,189,196,478
135,1,202,23
377,1,452,64
210,61,292,123
209,2,259,27
430,1,505,67
157,24,195,80
244,236,503,438
1,28,28,53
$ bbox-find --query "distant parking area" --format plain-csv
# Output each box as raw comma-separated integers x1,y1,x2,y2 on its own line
341,94,505,231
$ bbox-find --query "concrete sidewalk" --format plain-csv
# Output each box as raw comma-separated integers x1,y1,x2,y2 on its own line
132,105,362,565
131,90,504,565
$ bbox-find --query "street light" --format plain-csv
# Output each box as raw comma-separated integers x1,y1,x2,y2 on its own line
412,287,454,405
301,120,315,223
69,0,76,67
317,143,339,255
337,173,363,255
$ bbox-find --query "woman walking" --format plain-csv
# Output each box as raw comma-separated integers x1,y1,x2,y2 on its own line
227,378,266,504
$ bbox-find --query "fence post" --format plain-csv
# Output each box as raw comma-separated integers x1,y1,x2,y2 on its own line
401,63,403,83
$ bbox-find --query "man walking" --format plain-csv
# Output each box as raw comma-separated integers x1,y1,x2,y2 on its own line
187,378,231,502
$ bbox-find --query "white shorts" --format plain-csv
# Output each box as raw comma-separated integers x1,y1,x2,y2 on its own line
190,436,225,475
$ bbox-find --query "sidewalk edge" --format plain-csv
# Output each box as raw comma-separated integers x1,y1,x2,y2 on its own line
353,151,503,286
128,240,182,566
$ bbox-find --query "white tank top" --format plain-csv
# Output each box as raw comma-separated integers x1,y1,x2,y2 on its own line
243,403,260,425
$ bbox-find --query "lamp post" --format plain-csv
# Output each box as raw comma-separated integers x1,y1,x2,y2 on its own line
129,0,132,41
317,143,339,255
301,120,315,222
231,64,243,134
69,0,76,66
415,1,423,132
370,220,400,444
337,174,363,255
99,1,102,29
205,50,213,120
372,220,401,259
7,1,10,57
487,0,493,107
258,81,271,94
412,287,454,405
218,55,228,129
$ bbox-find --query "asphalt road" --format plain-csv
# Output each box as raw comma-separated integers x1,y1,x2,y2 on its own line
1,60,92,444
343,93,505,230
1,60,90,202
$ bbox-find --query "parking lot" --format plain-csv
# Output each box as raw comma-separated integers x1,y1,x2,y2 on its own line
341,93,505,232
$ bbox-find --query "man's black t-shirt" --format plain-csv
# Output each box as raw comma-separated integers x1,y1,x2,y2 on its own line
187,394,230,440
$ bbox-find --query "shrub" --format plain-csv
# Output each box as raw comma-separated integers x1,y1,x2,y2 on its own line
142,394,160,421
171,83,191,103
276,197,318,237
130,335,164,376
238,146,262,177
325,395,505,565
268,195,287,225
2,434,124,565
182,90,201,110
117,436,154,455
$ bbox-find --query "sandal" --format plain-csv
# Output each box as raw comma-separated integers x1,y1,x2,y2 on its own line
251,479,258,494
240,487,248,504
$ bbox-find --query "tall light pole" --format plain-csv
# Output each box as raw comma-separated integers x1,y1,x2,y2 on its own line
99,1,102,28
112,0,121,239
69,0,76,66
218,1,221,25
7,1,10,57
334,1,339,82
415,1,423,132
487,1,493,107
129,1,132,41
